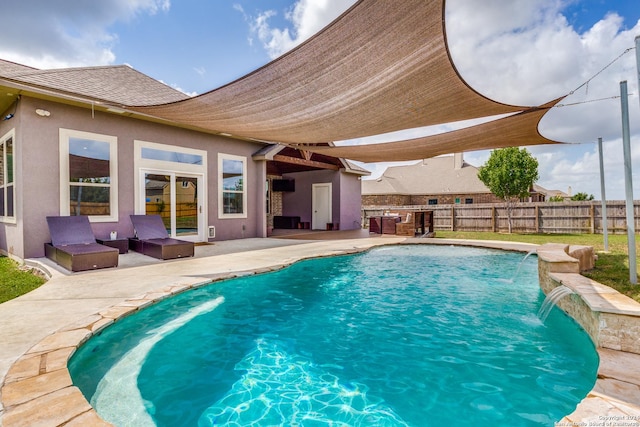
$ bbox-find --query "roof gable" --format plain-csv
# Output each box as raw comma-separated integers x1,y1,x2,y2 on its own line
0,60,188,106
362,156,490,195
0,59,38,77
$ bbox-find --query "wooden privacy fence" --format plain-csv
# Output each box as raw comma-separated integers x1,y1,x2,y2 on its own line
362,201,640,234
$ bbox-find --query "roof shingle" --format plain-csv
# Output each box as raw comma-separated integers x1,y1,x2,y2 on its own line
362,156,489,195
0,60,189,106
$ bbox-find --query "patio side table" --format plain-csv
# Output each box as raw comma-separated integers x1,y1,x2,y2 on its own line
96,238,129,254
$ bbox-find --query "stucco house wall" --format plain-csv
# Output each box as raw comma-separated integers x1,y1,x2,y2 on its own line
0,58,367,263
281,169,361,231
3,96,268,260
339,172,363,230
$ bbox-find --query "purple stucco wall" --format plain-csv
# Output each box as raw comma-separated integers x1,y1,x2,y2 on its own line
340,172,363,230
281,169,362,231
2,96,268,259
282,170,336,224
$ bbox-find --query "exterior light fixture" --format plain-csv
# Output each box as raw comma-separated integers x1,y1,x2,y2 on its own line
35,109,51,117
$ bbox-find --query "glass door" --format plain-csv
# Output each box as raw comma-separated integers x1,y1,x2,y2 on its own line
175,175,199,237
143,171,203,241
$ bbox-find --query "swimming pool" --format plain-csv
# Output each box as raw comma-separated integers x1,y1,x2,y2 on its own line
69,245,598,426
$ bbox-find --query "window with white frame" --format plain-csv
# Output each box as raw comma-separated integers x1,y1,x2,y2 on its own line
0,130,15,220
218,153,247,218
59,129,118,221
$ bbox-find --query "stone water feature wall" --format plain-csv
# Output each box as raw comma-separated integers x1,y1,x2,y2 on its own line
537,243,640,354
538,243,640,424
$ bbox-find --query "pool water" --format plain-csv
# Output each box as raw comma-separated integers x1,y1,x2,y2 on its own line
69,245,598,427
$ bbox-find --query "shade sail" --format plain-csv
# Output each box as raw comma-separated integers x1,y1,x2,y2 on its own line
131,0,538,145
302,98,563,162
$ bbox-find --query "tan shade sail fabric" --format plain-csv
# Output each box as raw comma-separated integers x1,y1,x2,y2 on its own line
303,99,563,162
131,0,535,145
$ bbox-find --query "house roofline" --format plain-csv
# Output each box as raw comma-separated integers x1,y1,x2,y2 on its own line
0,78,273,146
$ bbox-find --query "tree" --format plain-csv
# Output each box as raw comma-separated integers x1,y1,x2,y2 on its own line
477,147,539,233
570,192,594,201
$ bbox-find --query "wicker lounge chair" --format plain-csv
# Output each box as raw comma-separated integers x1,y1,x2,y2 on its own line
44,216,119,272
128,215,194,260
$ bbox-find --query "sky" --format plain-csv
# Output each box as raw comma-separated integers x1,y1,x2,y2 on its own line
1,0,640,200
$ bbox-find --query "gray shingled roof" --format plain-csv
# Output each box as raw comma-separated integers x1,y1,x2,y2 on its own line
362,156,490,195
341,159,370,175
363,156,558,196
0,59,189,106
0,59,38,77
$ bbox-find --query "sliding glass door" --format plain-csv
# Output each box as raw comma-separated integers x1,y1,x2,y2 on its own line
143,171,203,241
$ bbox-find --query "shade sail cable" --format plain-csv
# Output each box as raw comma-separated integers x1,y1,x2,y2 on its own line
569,47,635,96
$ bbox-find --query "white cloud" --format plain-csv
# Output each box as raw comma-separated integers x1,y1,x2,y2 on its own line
360,1,640,200
245,0,354,59
0,0,171,69
530,138,640,200
237,0,639,200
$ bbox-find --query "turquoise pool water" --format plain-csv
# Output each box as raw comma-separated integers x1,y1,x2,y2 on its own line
69,245,598,427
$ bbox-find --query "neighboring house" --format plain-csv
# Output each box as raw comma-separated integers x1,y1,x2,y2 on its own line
362,153,548,207
540,186,571,201
0,58,368,261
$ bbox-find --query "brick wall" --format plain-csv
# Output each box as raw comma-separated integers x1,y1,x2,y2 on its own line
361,194,412,206
267,175,283,228
363,192,502,206
364,192,545,206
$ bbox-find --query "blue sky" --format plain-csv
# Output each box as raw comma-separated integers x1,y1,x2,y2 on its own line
1,0,639,199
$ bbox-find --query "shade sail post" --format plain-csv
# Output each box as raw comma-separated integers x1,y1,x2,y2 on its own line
636,35,640,111
597,137,609,252
620,81,637,284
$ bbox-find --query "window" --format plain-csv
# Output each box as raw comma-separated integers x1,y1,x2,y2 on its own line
0,130,15,221
218,154,247,218
428,199,438,205
465,198,473,204
141,146,203,165
60,129,118,221
455,197,461,204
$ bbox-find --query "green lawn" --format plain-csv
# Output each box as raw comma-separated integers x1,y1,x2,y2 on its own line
0,257,47,304
436,231,640,303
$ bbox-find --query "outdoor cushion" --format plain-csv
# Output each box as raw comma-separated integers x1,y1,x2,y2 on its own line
45,216,119,272
47,215,97,246
129,215,194,260
129,214,171,240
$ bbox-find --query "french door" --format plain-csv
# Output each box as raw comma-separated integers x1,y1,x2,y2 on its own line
142,171,204,242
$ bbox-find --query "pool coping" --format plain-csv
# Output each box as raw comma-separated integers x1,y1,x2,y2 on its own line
0,237,639,426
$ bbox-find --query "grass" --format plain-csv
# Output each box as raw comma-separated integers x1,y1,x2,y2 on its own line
0,257,47,304
436,231,640,303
